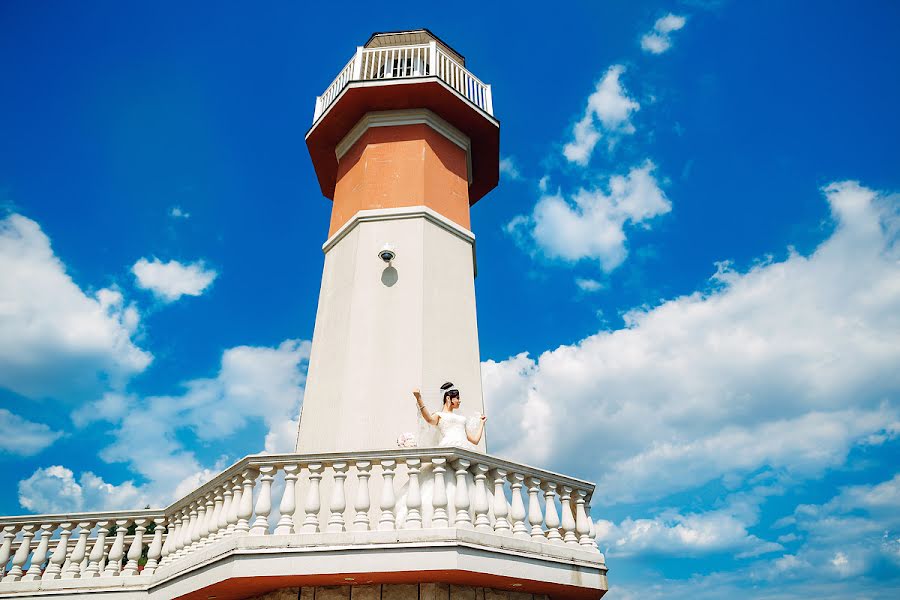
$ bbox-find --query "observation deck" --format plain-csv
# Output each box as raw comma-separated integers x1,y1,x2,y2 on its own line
0,448,607,599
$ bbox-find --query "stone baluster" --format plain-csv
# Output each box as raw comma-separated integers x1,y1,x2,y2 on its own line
328,462,349,532
44,521,72,579
588,506,599,551
352,461,372,531
144,518,165,575
170,509,189,560
64,521,92,578
121,518,146,576
200,493,216,545
235,469,257,535
189,499,205,549
509,473,529,538
207,491,224,542
103,520,128,576
0,525,17,578
83,520,109,577
301,463,323,533
24,523,54,581
453,459,473,529
159,515,177,565
404,458,423,530
473,463,491,532
491,468,511,535
226,475,242,535
218,484,233,538
575,489,592,548
527,477,545,541
5,524,35,581
378,459,397,531
431,457,449,528
250,465,276,535
560,486,578,545
543,482,563,544
275,463,299,535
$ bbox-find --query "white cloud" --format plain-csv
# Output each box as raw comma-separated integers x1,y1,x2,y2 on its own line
0,409,63,456
169,206,190,219
641,14,688,55
132,257,217,303
563,65,640,165
576,278,605,292
487,181,900,506
0,214,152,400
508,161,671,272
18,466,144,514
499,156,522,181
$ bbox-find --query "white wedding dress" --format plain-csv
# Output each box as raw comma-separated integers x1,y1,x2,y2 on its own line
394,411,491,528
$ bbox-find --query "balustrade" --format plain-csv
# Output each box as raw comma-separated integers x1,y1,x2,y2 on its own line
0,448,601,593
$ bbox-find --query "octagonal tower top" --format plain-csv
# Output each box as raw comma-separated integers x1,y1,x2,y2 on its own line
306,29,499,204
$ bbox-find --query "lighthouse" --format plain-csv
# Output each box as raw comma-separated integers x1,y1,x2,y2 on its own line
0,30,607,600
297,30,498,454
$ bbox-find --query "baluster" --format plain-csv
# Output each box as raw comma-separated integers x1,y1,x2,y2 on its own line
588,507,599,551
208,490,224,541
5,524,35,581
226,475,242,535
560,486,578,545
575,490,593,548
144,518,165,575
301,463,323,533
431,457,449,528
170,509,189,560
527,477,545,541
24,523,53,581
200,493,216,545
160,514,177,565
543,482,563,544
275,463,299,535
83,520,108,577
121,518,146,576
405,458,422,529
353,461,372,531
236,469,257,535
250,465,276,535
509,473,528,538
473,464,491,532
0,525,16,578
491,468,511,535
378,459,397,531
218,484,232,538
103,520,128,576
189,499,204,549
328,462,349,532
43,521,72,579
64,521,92,578
452,459,472,529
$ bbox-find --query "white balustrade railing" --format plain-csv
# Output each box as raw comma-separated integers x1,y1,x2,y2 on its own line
313,41,494,123
0,448,600,592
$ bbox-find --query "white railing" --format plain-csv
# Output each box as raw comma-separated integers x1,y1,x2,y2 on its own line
313,41,494,123
0,448,602,594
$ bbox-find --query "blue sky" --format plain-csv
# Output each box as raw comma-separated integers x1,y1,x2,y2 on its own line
1,1,899,597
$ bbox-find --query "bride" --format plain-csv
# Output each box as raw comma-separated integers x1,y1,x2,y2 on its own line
394,382,489,527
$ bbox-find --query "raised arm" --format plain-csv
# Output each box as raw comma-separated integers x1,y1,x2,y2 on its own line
467,414,487,445
414,388,440,426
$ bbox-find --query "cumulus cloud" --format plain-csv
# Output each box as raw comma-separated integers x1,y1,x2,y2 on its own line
499,156,522,181
563,65,640,165
132,257,217,302
55,339,311,509
0,409,63,456
18,465,144,513
486,181,900,506
576,278,605,292
641,14,687,54
508,161,671,272
0,214,151,400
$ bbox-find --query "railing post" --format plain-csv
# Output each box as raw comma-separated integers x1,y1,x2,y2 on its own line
44,521,72,579
560,486,579,545
275,463,300,535
473,463,491,532
353,460,372,531
453,459,473,529
103,520,128,576
527,477,545,541
328,461,349,532
509,473,529,538
543,481,563,544
200,493,216,545
352,46,363,80
121,518,146,576
226,475,242,535
218,485,232,538
484,84,493,115
0,525,17,578
431,457,449,528
236,469,257,535
405,458,423,529
378,459,397,531
575,489,593,547
84,520,108,577
491,468,511,535
5,524,35,581
144,518,165,575
302,463,323,533
24,523,53,581
64,521,92,578
429,40,437,77
250,465,276,535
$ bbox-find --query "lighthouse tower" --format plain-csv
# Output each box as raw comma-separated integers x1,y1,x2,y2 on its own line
0,30,607,600
297,29,498,453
